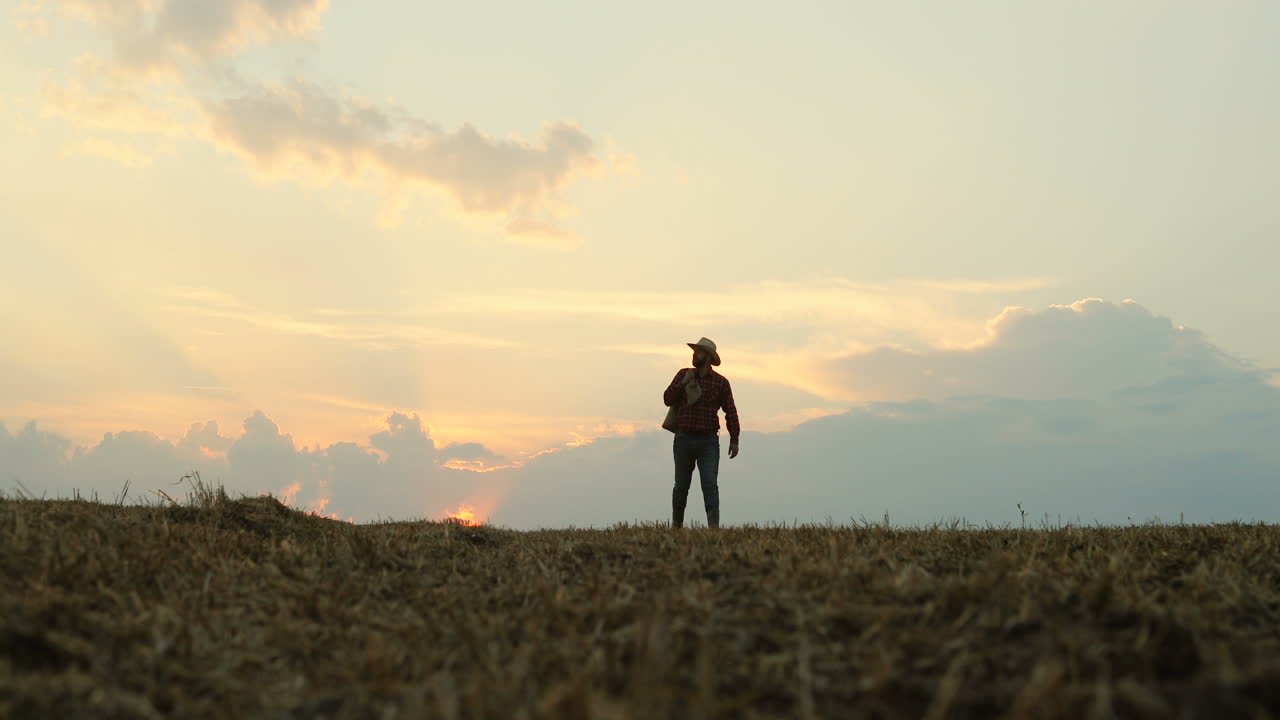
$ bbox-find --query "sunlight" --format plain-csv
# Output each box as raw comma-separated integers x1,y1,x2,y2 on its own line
444,504,481,526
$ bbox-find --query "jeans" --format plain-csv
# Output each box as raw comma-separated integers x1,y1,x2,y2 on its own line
672,431,720,514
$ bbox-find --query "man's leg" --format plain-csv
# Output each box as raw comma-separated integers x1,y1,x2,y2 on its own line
697,435,721,528
671,433,696,528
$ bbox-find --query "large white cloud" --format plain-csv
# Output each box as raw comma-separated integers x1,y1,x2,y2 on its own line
813,298,1257,402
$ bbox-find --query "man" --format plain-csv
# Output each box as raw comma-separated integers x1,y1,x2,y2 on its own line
663,337,740,529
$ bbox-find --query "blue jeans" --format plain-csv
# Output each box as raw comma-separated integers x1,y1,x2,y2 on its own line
672,431,720,513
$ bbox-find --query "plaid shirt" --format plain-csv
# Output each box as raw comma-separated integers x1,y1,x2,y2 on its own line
664,367,740,440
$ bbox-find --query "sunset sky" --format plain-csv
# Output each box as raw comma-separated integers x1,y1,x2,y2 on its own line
4,2,1279,527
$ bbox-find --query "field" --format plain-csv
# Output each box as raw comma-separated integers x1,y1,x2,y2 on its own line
3,483,1280,719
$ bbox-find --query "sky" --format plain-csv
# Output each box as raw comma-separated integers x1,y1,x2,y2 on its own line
3,1,1279,528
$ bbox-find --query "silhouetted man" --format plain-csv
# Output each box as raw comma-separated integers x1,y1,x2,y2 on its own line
663,337,740,528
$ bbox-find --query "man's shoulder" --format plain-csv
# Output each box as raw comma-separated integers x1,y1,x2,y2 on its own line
711,368,731,383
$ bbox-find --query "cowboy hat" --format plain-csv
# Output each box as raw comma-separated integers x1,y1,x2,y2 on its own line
687,337,721,366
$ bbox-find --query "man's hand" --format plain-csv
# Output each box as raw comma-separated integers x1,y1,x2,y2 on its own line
728,440,739,459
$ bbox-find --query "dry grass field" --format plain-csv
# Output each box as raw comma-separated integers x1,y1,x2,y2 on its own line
3,478,1280,719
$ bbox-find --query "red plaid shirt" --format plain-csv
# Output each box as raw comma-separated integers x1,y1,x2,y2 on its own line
664,367,740,439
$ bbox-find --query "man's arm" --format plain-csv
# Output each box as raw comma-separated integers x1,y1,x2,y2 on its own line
722,379,740,444
663,369,689,407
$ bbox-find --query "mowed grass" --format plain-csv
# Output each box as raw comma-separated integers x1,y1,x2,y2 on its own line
3,484,1280,719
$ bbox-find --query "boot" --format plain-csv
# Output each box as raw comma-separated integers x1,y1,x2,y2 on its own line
707,508,719,529
672,505,684,529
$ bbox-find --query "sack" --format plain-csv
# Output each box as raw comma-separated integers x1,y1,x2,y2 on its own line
662,370,703,433
662,404,679,433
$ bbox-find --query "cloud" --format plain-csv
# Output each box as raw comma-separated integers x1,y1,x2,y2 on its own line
70,429,183,492
0,420,73,492
438,442,503,463
368,412,435,470
225,410,305,491
816,298,1257,402
38,0,327,74
30,0,612,243
0,410,507,522
0,417,225,501
177,420,234,457
202,79,599,235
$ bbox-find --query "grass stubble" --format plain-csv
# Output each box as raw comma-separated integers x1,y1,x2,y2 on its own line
2,477,1280,719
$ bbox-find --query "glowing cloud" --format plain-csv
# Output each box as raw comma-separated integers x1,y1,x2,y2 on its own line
29,0,615,244
203,80,599,238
